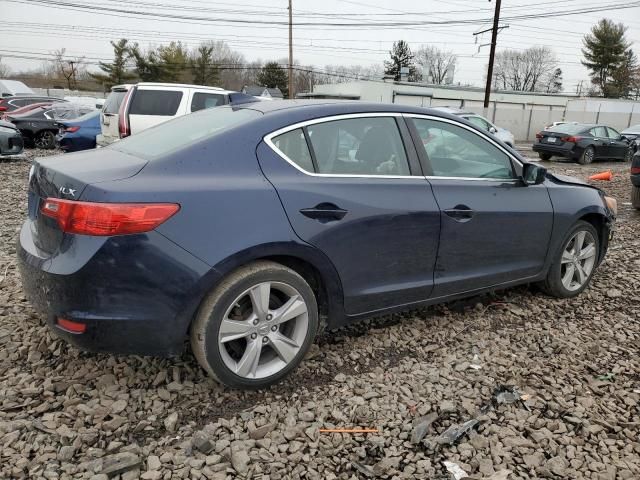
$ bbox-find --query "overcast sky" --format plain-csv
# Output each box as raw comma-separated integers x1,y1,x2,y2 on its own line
1,0,639,92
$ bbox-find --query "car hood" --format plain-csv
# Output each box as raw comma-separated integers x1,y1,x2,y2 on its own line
547,172,590,187
0,119,17,130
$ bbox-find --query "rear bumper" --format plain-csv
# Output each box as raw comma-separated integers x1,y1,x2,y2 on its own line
17,222,217,356
532,142,578,159
0,130,24,156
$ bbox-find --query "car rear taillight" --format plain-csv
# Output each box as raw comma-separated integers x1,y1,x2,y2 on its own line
118,89,132,138
631,167,640,174
40,198,180,236
0,106,6,112
56,317,86,334
561,136,582,143
535,133,543,139
64,126,80,133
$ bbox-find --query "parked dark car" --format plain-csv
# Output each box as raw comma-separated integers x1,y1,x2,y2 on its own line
1,101,53,121
621,124,640,154
533,123,632,164
56,110,100,152
8,104,94,149
0,119,24,156
0,96,66,113
18,101,616,389
631,151,640,209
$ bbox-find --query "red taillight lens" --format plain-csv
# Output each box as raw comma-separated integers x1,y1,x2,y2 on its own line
57,317,86,334
631,167,640,174
40,198,180,236
0,106,6,112
64,126,80,133
118,89,132,138
561,136,582,143
535,133,543,139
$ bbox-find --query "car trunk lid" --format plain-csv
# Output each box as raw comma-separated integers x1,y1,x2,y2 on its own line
28,148,147,254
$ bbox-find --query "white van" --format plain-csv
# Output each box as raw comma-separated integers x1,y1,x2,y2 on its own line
96,83,241,146
0,80,35,97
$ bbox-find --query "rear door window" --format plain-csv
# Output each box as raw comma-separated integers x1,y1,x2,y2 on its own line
129,90,183,116
191,93,226,112
103,90,127,114
272,128,314,172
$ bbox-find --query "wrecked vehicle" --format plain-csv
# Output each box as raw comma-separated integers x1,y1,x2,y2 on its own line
18,101,616,389
0,119,24,156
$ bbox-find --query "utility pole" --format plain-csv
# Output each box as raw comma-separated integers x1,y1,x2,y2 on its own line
288,0,294,99
483,0,502,108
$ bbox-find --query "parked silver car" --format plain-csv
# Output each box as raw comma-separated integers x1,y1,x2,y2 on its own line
432,107,515,147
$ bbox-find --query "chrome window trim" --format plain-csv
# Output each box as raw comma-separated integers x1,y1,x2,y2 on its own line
263,112,417,179
405,113,523,181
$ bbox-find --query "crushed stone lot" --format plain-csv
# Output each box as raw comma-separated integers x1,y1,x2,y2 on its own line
1,149,639,480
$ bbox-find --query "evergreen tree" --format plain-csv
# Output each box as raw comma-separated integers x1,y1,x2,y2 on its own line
582,19,630,97
129,44,165,82
384,40,418,82
257,62,288,97
191,44,220,86
90,39,135,89
157,42,190,83
610,50,639,99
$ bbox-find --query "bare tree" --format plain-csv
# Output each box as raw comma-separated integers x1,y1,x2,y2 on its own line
492,47,560,92
414,46,457,84
0,57,10,77
52,49,87,89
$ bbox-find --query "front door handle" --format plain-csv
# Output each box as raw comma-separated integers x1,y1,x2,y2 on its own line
444,204,475,222
300,203,348,222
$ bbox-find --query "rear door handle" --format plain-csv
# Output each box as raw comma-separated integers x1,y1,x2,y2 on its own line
300,203,348,222
444,205,475,222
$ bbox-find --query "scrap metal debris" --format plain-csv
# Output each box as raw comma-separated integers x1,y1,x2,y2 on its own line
494,385,522,405
443,460,469,480
411,412,438,444
436,419,479,445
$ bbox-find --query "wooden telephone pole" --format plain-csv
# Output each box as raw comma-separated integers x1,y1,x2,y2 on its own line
483,0,502,108
288,0,294,99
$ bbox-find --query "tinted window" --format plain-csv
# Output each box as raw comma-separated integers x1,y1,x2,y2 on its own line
111,106,261,159
606,127,620,139
412,118,514,179
272,128,314,172
306,117,410,175
590,126,607,138
552,124,587,134
465,115,490,130
191,93,226,112
103,90,126,114
129,90,183,116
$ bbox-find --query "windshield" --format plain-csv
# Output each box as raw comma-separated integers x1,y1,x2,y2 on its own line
110,106,262,159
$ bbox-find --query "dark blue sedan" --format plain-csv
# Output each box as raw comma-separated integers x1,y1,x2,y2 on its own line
56,110,101,152
18,101,616,389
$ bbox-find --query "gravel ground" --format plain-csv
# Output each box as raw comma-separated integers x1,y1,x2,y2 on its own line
1,149,639,480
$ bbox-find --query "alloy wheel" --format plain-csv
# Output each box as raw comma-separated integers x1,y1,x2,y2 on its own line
35,131,55,149
560,230,597,291
584,148,594,163
218,281,309,379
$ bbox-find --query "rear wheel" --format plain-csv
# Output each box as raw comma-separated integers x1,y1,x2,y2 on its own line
190,261,318,389
578,146,595,165
632,186,640,210
538,152,552,161
34,130,56,149
540,221,599,298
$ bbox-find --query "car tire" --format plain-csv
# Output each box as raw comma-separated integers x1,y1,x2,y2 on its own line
578,146,595,165
540,220,600,298
190,261,318,389
34,130,56,150
632,186,640,210
538,153,552,161
624,147,633,162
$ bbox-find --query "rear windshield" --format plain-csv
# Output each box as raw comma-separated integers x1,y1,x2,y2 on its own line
103,90,126,114
129,90,183,116
549,124,587,134
110,106,262,159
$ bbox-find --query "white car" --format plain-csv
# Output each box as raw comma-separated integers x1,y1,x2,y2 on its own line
431,107,516,147
96,83,244,147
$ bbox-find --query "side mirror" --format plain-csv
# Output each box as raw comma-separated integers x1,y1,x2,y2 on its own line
522,163,547,185
489,126,497,134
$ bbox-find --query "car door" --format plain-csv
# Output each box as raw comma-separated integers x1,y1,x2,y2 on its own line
407,115,554,298
605,127,628,159
257,113,441,315
589,126,609,158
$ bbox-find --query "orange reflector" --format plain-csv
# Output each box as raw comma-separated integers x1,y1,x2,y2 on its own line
56,317,87,334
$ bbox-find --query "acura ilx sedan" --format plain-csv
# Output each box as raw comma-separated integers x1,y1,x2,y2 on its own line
18,101,616,389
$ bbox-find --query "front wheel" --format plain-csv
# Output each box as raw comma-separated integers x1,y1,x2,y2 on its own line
632,186,640,209
540,221,599,298
190,261,318,389
578,146,595,165
34,130,56,150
